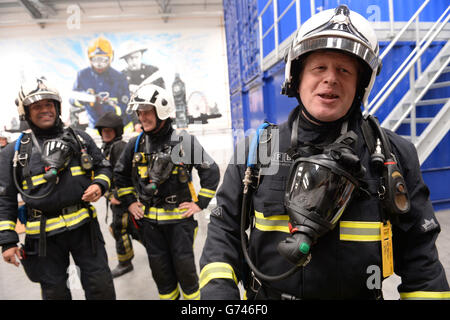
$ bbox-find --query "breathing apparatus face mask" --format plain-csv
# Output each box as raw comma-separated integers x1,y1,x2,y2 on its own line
41,138,73,184
278,130,366,266
141,146,175,197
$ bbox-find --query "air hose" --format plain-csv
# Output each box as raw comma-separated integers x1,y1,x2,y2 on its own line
240,122,301,283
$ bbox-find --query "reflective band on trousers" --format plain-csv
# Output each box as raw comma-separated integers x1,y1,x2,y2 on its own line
254,210,289,233
199,262,238,289
400,291,450,300
25,206,97,235
159,286,180,300
339,221,382,241
142,206,188,221
183,289,200,300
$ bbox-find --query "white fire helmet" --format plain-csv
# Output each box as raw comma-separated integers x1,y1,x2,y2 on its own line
15,77,62,121
0,130,10,143
281,5,382,106
118,40,147,60
128,83,174,120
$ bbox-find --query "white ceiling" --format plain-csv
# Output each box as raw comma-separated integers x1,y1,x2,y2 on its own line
0,0,223,27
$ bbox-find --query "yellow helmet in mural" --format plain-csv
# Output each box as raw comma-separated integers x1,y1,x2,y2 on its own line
87,36,114,61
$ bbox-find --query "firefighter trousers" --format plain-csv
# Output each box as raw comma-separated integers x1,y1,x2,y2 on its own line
110,204,136,264
141,218,199,300
20,220,116,300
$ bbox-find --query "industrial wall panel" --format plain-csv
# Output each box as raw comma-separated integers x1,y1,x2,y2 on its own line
263,61,297,124
239,0,261,84
247,84,267,130
224,0,242,94
319,0,447,21
230,91,245,133
278,3,298,44
393,0,449,22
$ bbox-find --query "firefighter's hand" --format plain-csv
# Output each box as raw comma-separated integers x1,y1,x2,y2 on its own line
2,247,22,267
128,201,144,220
82,184,102,203
179,202,202,218
110,197,121,205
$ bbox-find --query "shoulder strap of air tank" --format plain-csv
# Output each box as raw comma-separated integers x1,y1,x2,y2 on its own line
134,132,144,153
247,121,277,168
16,131,33,189
361,114,377,155
247,121,277,191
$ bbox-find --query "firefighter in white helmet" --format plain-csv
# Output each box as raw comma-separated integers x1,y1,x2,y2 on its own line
0,76,116,300
0,131,10,150
114,83,220,300
199,5,449,300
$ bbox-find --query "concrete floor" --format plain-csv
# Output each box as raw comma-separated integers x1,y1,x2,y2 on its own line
1,196,449,300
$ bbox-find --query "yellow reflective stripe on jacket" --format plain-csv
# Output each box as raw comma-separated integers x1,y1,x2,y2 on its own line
25,207,97,235
94,174,111,189
198,188,216,198
159,286,180,300
117,187,136,197
23,166,90,189
400,291,450,300
340,221,382,241
22,174,46,190
142,206,188,221
70,166,86,176
183,289,200,300
0,220,16,231
199,262,238,289
254,210,289,233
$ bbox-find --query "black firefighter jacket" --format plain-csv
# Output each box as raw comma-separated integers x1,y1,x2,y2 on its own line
199,106,450,300
114,125,220,224
0,128,112,248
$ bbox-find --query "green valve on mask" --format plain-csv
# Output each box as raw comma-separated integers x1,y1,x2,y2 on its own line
299,242,310,254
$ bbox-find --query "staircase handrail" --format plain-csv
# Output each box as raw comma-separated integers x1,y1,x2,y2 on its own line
367,6,450,116
379,0,431,60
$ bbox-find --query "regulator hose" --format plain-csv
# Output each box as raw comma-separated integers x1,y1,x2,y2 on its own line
240,122,301,283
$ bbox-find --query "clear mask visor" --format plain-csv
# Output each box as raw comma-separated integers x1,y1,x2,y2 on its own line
286,161,355,225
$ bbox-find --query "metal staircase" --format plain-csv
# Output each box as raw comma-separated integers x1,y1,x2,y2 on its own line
367,3,450,165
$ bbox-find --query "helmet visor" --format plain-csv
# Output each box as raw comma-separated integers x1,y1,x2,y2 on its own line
22,93,61,107
286,161,355,225
293,36,379,71
129,102,155,112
